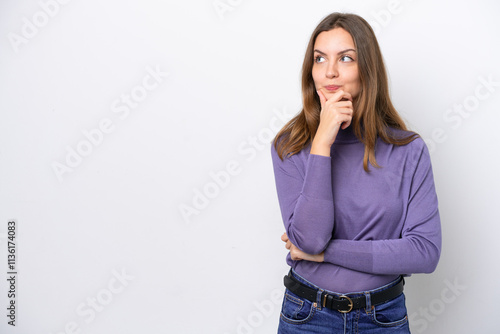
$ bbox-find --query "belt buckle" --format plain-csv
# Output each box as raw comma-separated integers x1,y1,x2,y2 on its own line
322,294,354,313
338,295,353,313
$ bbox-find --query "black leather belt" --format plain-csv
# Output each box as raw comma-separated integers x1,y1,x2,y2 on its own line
284,271,404,313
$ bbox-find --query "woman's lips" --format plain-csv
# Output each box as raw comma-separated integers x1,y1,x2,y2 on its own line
324,85,341,92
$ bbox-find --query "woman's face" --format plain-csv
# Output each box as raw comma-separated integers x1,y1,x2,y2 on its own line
312,28,361,101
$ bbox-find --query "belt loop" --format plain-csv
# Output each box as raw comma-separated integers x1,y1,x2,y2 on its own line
365,291,372,312
316,288,324,308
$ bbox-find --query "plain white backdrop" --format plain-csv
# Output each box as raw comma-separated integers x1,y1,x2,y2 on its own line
0,0,499,333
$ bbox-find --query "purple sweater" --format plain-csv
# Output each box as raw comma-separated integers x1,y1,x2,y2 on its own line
271,126,441,293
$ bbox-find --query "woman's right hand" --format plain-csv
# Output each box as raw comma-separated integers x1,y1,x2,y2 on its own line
310,89,354,157
281,233,324,263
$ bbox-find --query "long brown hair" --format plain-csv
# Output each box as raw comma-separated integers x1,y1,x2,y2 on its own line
273,13,418,171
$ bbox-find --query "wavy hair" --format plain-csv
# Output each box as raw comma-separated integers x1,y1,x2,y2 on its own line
273,13,418,171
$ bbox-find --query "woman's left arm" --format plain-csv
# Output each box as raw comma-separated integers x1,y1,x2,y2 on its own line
283,142,442,275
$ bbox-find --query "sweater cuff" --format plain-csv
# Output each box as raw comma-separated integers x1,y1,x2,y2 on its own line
301,154,333,201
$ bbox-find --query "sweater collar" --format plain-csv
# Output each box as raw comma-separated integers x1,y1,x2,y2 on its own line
334,125,360,144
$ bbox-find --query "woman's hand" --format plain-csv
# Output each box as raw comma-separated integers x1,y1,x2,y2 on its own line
310,89,354,157
281,233,325,262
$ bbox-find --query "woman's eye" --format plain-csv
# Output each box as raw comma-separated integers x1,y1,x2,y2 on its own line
340,55,354,62
314,56,325,63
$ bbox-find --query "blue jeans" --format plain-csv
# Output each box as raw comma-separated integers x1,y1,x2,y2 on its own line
278,270,410,333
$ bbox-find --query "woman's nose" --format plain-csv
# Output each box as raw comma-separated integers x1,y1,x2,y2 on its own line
326,62,338,79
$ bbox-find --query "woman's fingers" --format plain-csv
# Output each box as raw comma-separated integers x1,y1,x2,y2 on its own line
311,90,354,154
290,244,304,261
282,233,292,250
341,118,352,129
320,89,352,103
339,91,353,102
289,244,299,260
280,232,325,263
318,90,353,131
338,110,353,129
317,89,327,110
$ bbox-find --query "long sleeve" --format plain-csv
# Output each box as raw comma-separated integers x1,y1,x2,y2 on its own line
271,145,334,254
323,140,442,275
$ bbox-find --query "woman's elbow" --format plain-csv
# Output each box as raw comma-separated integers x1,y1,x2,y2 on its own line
419,246,441,273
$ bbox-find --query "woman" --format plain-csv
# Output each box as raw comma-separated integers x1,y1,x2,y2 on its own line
271,13,441,333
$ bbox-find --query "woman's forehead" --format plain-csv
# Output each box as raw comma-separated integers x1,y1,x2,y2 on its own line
314,28,356,53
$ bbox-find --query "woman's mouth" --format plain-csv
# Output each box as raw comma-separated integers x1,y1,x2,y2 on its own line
324,85,341,92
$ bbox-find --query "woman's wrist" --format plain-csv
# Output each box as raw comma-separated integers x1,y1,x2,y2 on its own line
310,139,332,157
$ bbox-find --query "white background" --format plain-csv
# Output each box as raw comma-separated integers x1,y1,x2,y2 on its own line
1,0,499,333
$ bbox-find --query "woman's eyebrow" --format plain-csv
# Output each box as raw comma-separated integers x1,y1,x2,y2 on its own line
313,48,356,55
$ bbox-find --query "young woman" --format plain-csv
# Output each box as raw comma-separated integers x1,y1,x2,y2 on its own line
271,13,441,333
